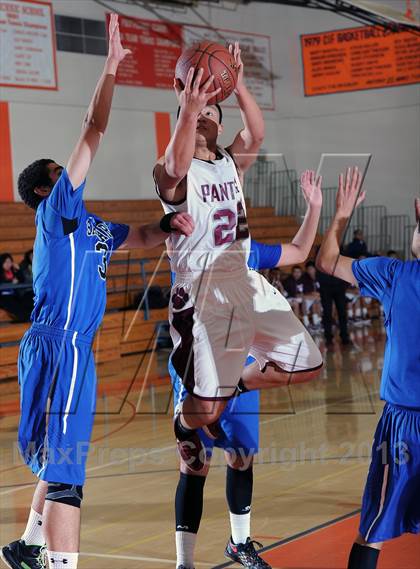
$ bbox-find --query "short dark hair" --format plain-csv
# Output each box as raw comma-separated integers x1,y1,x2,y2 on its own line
292,265,302,271
305,260,315,269
176,104,223,124
18,159,55,210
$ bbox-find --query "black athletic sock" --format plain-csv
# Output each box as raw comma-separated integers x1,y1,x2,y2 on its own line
348,543,380,569
174,414,196,442
226,464,253,515
175,472,206,533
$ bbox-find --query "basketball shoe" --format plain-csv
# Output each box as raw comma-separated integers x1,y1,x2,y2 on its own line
1,540,46,569
225,537,272,568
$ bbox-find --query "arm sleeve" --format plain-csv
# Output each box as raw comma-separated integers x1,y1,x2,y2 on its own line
248,239,282,270
352,257,400,301
42,169,86,236
106,221,130,251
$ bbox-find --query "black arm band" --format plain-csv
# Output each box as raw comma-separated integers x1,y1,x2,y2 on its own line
160,212,177,233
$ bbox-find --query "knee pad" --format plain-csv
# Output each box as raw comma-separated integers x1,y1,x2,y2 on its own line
46,482,83,508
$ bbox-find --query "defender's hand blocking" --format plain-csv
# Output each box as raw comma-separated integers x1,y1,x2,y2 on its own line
300,170,322,209
170,212,195,236
108,14,131,64
229,42,244,93
174,68,221,116
336,167,366,217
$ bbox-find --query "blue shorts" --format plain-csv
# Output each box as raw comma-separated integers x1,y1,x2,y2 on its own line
360,403,420,543
18,324,96,485
170,359,259,456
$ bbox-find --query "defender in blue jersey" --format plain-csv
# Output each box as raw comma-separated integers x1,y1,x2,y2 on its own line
317,167,420,569
172,169,323,569
1,16,194,569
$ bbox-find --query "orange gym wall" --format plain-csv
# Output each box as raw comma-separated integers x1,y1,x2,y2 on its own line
154,112,172,159
0,102,14,202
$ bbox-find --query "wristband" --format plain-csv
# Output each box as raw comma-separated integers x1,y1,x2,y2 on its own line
160,212,177,233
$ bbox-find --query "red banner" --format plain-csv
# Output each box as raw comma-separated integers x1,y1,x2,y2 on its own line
111,15,182,89
106,14,274,110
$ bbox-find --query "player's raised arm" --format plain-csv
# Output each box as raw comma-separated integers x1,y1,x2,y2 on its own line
277,170,322,267
121,213,194,249
226,43,265,174
66,14,131,190
154,69,221,202
316,167,365,284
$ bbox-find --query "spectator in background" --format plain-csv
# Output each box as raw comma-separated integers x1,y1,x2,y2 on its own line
0,253,33,321
345,229,369,259
0,253,22,285
283,265,305,318
19,250,34,284
316,259,350,348
302,261,322,329
265,268,285,295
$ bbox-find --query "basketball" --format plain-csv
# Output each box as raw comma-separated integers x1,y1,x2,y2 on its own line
175,41,238,105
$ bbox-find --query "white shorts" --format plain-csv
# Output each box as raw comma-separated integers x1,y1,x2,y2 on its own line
169,268,323,400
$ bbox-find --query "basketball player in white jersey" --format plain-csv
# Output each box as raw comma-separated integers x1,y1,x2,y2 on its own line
154,44,323,471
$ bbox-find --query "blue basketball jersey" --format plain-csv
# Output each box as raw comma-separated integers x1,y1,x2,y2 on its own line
352,257,420,409
31,169,129,337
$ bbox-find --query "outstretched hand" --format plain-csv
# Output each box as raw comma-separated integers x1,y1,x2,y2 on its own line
229,42,243,93
173,67,221,116
300,170,322,209
108,14,131,64
170,212,195,236
336,167,365,217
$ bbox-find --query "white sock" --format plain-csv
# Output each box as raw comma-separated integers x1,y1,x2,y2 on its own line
21,508,45,546
348,309,354,318
47,551,78,568
230,512,251,545
175,531,196,569
362,307,368,317
303,314,310,326
355,308,362,318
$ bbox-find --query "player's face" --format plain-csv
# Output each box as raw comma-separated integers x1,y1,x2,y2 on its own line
47,163,64,186
307,266,316,279
196,106,223,142
35,162,63,198
2,257,12,271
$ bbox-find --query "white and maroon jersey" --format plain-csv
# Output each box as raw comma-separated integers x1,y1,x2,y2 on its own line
159,146,251,275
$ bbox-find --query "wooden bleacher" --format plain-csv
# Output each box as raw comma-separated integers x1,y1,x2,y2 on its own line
0,199,305,380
